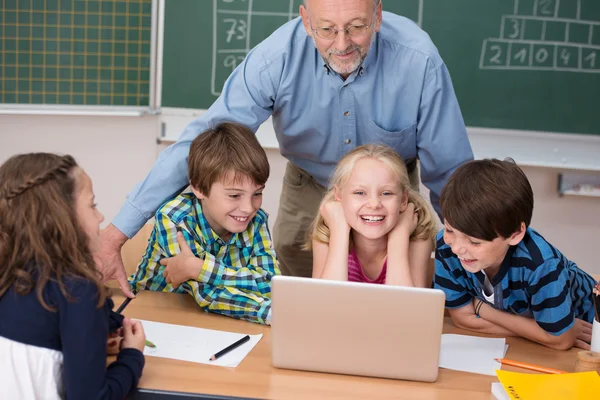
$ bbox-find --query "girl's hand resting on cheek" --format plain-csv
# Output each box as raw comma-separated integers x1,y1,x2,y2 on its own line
389,202,418,241
320,199,350,234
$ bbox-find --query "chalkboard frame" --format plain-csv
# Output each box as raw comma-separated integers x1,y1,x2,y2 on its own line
159,108,600,171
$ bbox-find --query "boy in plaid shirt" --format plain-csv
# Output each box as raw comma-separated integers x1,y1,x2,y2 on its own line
129,122,280,324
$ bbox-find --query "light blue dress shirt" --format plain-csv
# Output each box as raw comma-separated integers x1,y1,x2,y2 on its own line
114,12,473,238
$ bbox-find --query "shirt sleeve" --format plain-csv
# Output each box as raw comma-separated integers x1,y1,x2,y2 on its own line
112,46,276,238
58,280,144,400
528,257,575,336
187,219,280,325
130,212,188,293
416,58,474,218
433,249,473,309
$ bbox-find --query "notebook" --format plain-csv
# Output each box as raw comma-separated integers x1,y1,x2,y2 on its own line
495,370,600,400
271,276,446,382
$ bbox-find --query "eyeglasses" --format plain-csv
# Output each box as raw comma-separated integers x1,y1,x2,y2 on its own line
309,18,375,40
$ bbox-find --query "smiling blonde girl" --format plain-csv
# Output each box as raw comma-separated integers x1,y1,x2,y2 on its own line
309,144,437,287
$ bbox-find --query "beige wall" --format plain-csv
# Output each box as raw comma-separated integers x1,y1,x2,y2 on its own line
1,114,598,274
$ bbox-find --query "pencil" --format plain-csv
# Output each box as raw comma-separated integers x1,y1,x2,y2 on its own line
209,335,250,361
145,339,156,348
593,283,600,322
115,297,133,314
495,358,567,374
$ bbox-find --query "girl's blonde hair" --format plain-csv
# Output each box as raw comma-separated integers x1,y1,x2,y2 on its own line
0,153,106,310
307,144,437,248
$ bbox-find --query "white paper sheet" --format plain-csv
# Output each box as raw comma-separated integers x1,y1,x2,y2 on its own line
439,334,507,376
491,382,510,400
139,319,262,367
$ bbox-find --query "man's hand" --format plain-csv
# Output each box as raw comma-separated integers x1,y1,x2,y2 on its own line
572,318,593,350
98,224,134,298
160,232,203,288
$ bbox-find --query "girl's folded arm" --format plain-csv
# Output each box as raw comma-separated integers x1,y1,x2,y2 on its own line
59,280,144,400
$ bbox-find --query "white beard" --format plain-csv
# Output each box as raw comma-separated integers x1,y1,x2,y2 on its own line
314,32,376,76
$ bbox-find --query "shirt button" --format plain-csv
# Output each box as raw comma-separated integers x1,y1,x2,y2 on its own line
345,139,352,144
343,111,350,116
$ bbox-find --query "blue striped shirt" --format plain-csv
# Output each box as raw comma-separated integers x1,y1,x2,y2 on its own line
129,192,280,324
113,12,473,237
434,228,597,335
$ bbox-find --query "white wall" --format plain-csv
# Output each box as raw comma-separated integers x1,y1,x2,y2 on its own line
1,114,599,274
0,114,160,225
524,165,600,274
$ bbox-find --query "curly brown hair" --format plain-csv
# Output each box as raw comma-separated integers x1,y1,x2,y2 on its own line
0,153,106,310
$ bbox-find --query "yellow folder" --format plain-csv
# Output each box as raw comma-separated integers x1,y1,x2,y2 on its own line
496,370,600,400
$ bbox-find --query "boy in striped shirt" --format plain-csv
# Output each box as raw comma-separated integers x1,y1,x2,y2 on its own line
434,159,597,350
129,122,280,324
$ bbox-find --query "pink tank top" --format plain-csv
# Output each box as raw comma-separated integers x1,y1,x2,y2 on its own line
347,249,387,284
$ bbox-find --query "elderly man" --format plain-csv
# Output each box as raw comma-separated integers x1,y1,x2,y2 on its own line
101,0,473,297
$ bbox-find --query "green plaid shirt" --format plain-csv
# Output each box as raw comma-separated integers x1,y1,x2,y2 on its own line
129,192,280,324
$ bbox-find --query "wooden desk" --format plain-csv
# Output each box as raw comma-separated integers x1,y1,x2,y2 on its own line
113,290,583,400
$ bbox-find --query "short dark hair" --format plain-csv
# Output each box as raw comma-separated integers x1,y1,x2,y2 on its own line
440,159,533,241
188,122,269,195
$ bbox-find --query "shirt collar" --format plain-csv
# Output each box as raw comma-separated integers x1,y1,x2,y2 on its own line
360,31,379,75
491,245,517,286
473,244,516,287
192,198,252,248
475,271,486,285
232,229,252,248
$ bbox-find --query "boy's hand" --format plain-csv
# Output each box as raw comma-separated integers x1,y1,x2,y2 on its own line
572,318,593,350
320,199,350,234
161,231,203,288
389,202,418,242
120,318,146,353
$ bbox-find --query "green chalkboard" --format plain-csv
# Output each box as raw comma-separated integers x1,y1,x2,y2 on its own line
161,0,307,109
160,0,600,135
0,0,153,107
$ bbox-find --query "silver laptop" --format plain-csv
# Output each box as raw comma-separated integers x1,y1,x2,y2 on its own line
271,276,445,382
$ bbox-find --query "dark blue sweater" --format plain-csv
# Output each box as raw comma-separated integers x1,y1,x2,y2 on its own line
0,278,145,399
